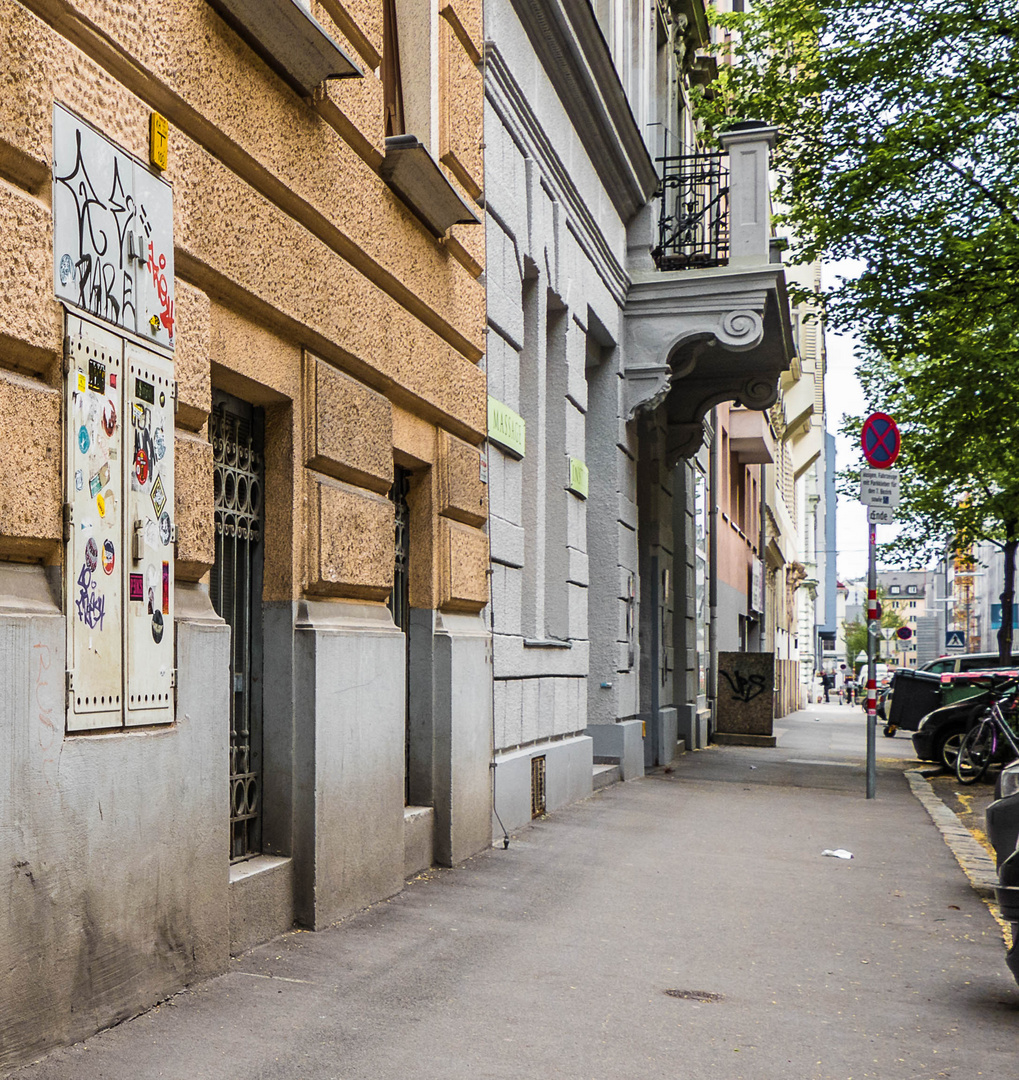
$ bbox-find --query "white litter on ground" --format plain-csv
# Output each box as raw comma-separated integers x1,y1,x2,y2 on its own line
821,849,854,859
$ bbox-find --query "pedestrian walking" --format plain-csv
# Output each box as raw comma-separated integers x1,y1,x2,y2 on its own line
837,663,849,704
821,670,832,703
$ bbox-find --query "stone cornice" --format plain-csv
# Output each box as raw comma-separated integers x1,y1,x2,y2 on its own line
506,0,660,222
485,43,630,307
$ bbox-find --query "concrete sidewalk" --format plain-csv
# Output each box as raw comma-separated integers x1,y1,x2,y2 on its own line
11,707,1019,1080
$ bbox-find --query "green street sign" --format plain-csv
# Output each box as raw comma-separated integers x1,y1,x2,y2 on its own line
568,457,589,498
487,397,525,458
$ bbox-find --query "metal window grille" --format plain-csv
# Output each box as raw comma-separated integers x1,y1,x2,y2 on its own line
531,755,547,818
210,393,265,863
652,152,730,271
388,467,411,801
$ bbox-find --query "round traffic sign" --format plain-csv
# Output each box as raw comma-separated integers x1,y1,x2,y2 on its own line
896,626,912,641
862,412,900,468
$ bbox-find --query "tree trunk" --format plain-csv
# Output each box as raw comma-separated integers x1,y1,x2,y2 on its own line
997,535,1018,663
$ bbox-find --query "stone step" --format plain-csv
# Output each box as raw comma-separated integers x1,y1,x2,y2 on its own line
593,763,621,790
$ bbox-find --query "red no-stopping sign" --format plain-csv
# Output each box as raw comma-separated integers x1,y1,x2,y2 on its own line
861,412,900,468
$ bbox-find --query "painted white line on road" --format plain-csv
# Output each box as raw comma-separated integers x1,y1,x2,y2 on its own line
786,759,860,768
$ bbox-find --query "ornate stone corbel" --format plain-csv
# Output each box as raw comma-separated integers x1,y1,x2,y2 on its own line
625,364,672,421
714,310,765,352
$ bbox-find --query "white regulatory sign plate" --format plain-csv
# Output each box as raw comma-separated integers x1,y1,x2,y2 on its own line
868,505,895,524
860,468,900,507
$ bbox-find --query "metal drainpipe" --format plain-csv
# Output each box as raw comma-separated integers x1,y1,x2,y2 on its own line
707,412,719,731
650,553,660,766
759,461,767,650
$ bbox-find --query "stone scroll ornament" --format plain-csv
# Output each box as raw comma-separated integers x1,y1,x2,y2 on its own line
715,309,765,352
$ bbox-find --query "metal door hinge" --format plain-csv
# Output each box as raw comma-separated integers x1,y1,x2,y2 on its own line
62,503,73,543
65,671,73,708
170,668,177,688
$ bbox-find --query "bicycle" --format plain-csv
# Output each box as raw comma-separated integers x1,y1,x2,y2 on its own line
955,675,1019,784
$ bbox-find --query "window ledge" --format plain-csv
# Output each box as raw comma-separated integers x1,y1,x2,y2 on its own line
229,853,291,884
380,136,480,237
523,637,573,649
207,0,361,96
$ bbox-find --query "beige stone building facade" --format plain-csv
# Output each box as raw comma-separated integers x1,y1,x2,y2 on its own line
0,0,489,1066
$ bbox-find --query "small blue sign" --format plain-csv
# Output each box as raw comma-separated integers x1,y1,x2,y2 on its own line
945,630,966,650
991,604,1019,630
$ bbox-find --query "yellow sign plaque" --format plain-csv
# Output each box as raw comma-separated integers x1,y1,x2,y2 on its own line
568,457,589,498
149,111,168,171
487,396,525,458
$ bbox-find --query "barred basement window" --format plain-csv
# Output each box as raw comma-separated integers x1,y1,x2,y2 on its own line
531,755,547,818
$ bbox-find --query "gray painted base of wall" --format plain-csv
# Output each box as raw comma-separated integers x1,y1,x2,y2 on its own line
404,806,434,879
585,720,645,780
229,856,295,957
492,735,593,837
678,704,712,750
645,707,678,768
293,601,406,930
0,577,230,1071
429,612,493,867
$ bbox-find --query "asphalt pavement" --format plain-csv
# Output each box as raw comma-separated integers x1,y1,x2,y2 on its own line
10,702,1018,1080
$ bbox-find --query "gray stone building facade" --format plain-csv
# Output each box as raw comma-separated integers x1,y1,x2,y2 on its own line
484,0,794,831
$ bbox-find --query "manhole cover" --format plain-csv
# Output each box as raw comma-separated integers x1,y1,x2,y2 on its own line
664,989,724,1002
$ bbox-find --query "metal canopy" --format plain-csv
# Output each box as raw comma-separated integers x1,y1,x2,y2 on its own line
380,136,481,237
207,0,361,95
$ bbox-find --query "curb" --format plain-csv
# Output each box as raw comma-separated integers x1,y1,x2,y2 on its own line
904,769,997,899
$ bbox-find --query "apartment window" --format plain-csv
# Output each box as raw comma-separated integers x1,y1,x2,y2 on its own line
889,585,900,595
907,585,918,595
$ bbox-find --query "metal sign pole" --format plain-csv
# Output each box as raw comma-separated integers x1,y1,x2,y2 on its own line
866,521,878,799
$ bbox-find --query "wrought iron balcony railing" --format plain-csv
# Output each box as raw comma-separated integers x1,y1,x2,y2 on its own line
652,151,730,271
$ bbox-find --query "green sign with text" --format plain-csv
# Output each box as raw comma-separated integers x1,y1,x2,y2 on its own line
487,397,525,458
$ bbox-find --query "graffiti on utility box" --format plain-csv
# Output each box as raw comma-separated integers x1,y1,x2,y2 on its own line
52,104,175,348
715,651,775,738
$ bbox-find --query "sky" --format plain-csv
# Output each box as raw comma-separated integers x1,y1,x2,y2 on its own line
825,322,869,582
820,260,896,584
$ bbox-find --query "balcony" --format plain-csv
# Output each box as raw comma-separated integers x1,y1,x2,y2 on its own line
622,123,795,461
652,151,729,271
729,407,776,465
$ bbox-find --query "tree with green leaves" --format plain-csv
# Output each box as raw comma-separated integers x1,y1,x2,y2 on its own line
696,0,1019,660
843,588,904,667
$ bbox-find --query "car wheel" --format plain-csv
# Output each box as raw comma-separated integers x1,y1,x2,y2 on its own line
937,727,967,772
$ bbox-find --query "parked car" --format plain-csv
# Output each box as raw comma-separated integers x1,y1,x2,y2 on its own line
885,651,1019,738
911,664,1019,768
985,760,1019,986
912,691,992,770
854,663,893,715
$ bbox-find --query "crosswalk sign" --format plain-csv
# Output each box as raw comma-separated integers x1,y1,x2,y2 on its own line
945,630,966,650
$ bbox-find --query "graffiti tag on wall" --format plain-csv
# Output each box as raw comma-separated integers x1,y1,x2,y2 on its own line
720,669,768,703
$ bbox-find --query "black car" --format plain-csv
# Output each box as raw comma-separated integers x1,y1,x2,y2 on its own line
911,666,1019,769
985,761,1019,986
911,692,992,770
